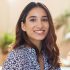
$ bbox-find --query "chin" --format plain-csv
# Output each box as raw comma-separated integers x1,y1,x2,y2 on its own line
34,37,46,40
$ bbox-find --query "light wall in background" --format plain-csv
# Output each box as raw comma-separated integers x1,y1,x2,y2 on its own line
0,0,10,36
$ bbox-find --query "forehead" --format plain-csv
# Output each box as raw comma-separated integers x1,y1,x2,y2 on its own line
26,7,47,18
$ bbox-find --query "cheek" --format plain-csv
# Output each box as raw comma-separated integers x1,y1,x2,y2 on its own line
45,23,49,29
45,23,49,34
47,24,49,30
25,25,32,30
25,24,33,33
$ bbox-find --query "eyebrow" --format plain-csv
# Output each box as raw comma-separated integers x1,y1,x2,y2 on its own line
28,16,36,18
42,16,48,18
28,16,48,19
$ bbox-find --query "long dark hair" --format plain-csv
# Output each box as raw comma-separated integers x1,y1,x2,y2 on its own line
14,2,60,69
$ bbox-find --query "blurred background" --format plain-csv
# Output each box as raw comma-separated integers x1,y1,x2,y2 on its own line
0,0,70,70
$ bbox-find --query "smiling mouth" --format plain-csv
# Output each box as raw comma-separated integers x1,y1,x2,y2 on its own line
34,30,45,34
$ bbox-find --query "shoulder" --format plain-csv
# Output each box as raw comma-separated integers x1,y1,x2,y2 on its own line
7,45,35,60
12,45,36,57
2,45,36,70
4,45,36,63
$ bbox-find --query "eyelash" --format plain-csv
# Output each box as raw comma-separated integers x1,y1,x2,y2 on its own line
42,19,48,22
30,18,48,22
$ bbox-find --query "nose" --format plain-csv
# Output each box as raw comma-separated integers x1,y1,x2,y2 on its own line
36,20,43,29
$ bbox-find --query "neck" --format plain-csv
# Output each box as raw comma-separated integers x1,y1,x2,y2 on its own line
30,39,42,52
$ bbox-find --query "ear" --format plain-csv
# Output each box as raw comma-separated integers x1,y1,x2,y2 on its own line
21,22,26,31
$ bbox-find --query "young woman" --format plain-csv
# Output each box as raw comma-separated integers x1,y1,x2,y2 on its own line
2,2,61,70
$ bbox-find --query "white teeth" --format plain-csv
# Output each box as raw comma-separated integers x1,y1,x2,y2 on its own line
34,30,44,34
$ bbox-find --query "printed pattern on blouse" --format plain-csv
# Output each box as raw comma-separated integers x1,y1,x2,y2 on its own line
2,45,61,70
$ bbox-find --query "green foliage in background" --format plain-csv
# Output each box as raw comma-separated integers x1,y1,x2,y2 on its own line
54,10,70,29
0,33,15,54
54,10,70,41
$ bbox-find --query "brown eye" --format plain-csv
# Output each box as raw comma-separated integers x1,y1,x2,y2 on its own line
42,18,48,22
30,19,36,22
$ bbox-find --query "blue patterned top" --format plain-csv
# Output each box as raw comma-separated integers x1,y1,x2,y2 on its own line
2,45,61,70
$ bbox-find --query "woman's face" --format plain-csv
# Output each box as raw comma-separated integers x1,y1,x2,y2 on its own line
21,7,49,42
